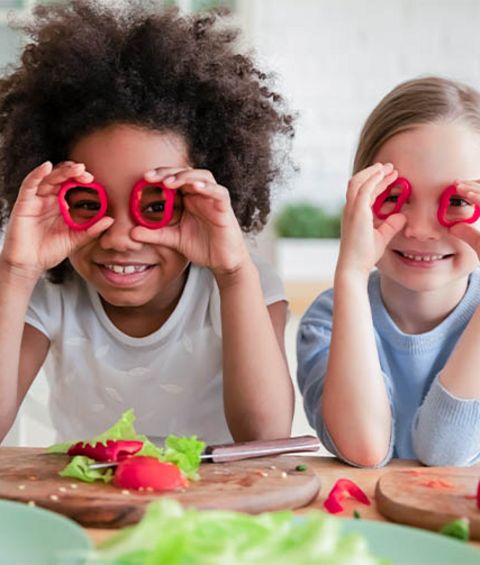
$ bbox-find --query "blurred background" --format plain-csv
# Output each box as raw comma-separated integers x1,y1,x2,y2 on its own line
3,0,480,445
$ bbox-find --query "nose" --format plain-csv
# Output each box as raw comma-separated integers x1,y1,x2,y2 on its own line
402,204,442,241
98,212,144,252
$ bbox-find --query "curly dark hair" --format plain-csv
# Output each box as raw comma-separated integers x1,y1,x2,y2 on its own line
0,0,294,283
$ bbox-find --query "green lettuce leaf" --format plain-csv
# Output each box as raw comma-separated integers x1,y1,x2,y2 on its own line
47,441,74,454
90,499,390,565
49,409,205,482
59,455,113,483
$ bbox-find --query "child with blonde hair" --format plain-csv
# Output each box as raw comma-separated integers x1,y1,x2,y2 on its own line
298,76,480,466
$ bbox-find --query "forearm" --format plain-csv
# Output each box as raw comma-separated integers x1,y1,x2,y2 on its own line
0,258,38,435
216,260,294,441
439,305,480,398
322,269,392,465
413,378,480,466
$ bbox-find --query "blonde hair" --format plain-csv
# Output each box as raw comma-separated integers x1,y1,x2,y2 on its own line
353,76,480,173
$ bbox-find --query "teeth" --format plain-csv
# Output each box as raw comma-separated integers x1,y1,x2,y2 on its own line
104,264,149,274
402,253,445,262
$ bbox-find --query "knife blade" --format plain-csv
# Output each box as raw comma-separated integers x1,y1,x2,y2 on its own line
87,435,320,470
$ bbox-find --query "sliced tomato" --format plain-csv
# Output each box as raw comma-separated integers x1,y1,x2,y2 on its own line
113,456,188,491
67,439,143,462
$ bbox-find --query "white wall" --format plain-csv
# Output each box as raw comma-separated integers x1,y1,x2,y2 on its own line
244,0,480,214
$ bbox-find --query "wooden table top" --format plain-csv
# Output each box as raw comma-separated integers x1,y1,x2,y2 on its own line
85,456,480,549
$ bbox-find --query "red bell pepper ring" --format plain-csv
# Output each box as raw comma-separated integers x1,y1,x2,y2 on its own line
437,184,480,228
113,456,188,491
67,439,144,462
372,177,411,220
323,478,370,514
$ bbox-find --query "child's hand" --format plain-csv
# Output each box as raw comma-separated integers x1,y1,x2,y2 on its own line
131,167,249,275
1,161,113,279
337,163,407,276
448,180,480,255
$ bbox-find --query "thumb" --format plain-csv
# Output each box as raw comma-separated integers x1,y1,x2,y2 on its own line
130,225,179,250
84,217,115,240
449,222,480,252
376,213,406,245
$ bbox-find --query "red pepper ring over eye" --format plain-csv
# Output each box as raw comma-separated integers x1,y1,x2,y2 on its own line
58,177,179,230
372,177,412,220
129,178,177,229
437,184,480,228
58,180,108,231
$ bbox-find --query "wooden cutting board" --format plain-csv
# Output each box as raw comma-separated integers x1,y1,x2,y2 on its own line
0,448,320,528
376,467,480,539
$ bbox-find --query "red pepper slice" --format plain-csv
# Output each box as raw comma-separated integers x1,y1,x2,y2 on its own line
437,184,480,228
113,456,188,491
476,479,480,510
372,177,411,220
324,478,370,514
67,439,144,462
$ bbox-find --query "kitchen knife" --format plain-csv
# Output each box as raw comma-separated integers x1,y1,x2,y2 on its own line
88,435,321,469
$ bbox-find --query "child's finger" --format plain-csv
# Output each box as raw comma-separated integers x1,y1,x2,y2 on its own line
178,180,229,199
144,167,192,184
130,224,179,249
375,213,406,243
346,162,393,204
84,216,115,239
369,170,399,204
355,168,395,208
181,183,232,217
449,222,480,251
455,179,480,188
455,182,480,204
17,161,53,197
37,163,92,196
162,169,216,189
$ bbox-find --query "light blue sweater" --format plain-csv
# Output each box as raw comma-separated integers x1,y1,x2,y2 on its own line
297,269,480,467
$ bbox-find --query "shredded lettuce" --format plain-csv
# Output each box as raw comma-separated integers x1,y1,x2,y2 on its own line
88,498,390,565
59,455,113,483
48,409,205,482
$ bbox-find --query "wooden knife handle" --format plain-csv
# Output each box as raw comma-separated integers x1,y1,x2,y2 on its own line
204,435,321,463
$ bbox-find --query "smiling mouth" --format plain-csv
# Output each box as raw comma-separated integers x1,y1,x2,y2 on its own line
101,264,154,275
394,251,453,262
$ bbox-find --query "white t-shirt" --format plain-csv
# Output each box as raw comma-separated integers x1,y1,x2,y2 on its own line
25,255,286,444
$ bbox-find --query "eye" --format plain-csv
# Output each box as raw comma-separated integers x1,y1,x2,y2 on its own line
384,195,399,203
72,200,101,211
143,201,165,213
449,196,471,207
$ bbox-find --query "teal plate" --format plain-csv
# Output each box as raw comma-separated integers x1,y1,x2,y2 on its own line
0,499,92,565
340,517,480,564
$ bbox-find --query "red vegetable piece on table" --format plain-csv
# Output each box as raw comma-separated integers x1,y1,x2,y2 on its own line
67,439,144,462
477,479,480,510
113,456,188,491
323,478,370,514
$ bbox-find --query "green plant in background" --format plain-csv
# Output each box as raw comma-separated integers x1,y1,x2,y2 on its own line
274,202,342,239
190,0,235,10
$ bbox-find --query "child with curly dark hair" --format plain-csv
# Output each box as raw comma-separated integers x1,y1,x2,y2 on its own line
0,0,295,444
